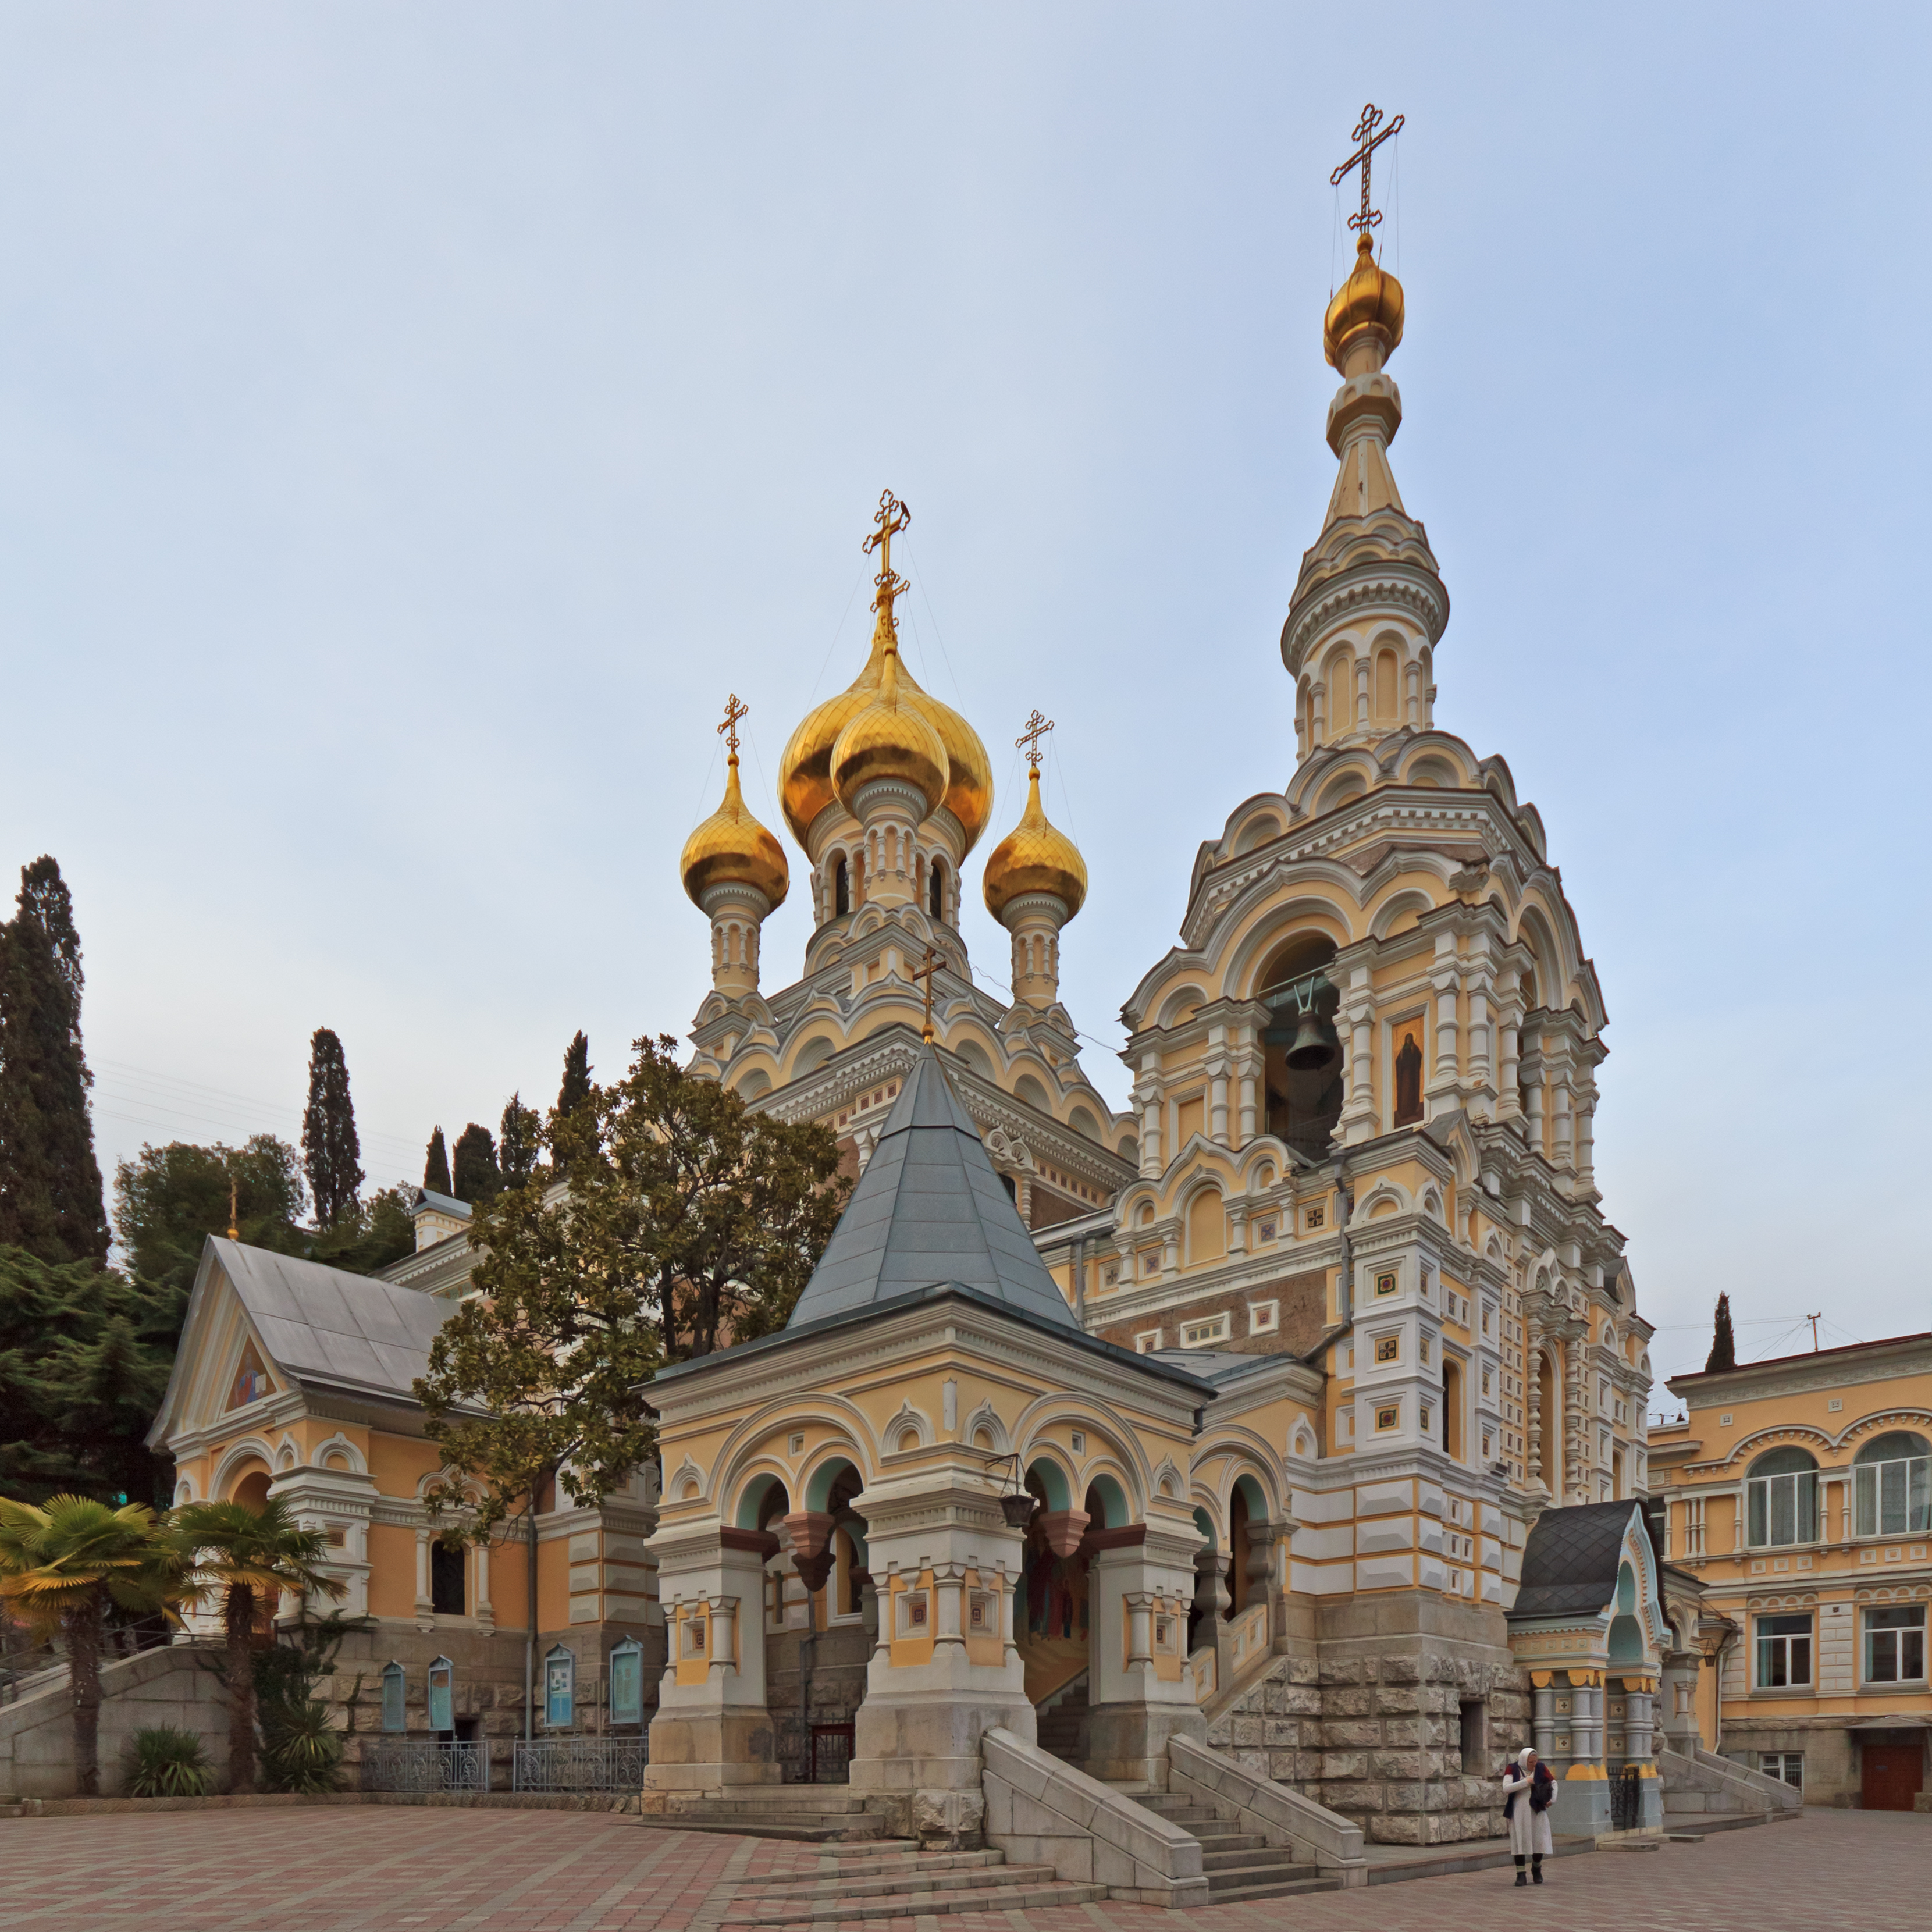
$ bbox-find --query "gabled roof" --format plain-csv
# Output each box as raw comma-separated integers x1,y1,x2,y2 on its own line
1508,1499,1647,1620
784,1044,1081,1334
147,1236,454,1444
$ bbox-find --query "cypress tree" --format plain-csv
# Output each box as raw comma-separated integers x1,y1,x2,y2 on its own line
0,858,109,1265
451,1124,501,1205
556,1031,592,1118
299,1028,363,1227
1705,1291,1738,1373
499,1094,542,1186
424,1126,452,1196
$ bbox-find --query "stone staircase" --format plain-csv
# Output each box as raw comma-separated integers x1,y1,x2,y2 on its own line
1033,1674,1089,1764
718,1842,1106,1924
1121,1788,1337,1905
636,1787,899,1842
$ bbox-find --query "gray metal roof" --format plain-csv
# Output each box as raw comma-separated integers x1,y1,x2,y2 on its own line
212,1236,453,1400
1508,1500,1646,1620
784,1045,1082,1333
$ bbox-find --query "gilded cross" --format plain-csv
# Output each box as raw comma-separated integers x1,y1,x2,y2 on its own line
1329,102,1404,234
1015,709,1055,768
717,692,749,756
862,489,912,611
913,944,941,1043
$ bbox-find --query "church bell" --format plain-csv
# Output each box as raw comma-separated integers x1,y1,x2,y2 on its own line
1285,1009,1339,1073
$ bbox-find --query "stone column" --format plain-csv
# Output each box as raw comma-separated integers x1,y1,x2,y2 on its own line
1426,942,1461,1119
1233,1035,1262,1148
643,1525,782,1792
413,1528,433,1623
1134,1063,1165,1179
1532,1678,1557,1761
1336,967,1378,1145
1084,1526,1207,1784
1623,1683,1655,1762
1206,1051,1231,1146
847,1472,1031,1838
1659,1649,1702,1753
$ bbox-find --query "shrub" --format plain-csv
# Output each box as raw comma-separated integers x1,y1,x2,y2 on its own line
259,1696,343,1795
124,1725,216,1798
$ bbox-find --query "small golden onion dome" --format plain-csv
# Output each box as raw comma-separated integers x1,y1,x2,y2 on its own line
1323,229,1405,372
983,766,1087,923
830,645,949,818
680,753,789,909
778,617,995,852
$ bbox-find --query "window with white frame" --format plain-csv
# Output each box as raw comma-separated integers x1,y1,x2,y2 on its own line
1852,1432,1931,1538
1864,1604,1926,1684
1180,1313,1230,1348
1248,1300,1278,1336
1134,1329,1162,1353
1759,1751,1803,1788
1746,1447,1819,1548
1755,1612,1812,1688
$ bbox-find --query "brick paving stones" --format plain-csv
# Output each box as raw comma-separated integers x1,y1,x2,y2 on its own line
0,1806,1923,1932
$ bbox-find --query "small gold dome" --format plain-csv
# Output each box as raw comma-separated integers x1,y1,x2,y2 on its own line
830,645,949,817
681,754,789,909
777,614,994,852
983,766,1087,922
1323,230,1405,372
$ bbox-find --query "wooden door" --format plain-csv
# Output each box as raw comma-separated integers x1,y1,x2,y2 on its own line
1860,1743,1923,1812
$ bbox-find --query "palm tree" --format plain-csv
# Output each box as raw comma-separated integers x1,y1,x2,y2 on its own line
171,1497,343,1792
0,1496,188,1795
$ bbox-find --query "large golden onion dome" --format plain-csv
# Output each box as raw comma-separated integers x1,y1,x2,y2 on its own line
680,752,789,909
983,764,1087,922
1323,229,1405,372
830,642,949,818
777,614,994,852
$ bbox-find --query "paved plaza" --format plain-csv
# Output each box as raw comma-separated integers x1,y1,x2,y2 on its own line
0,1807,1924,1932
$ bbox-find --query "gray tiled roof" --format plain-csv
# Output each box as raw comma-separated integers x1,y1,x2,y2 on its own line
212,1236,453,1400
785,1045,1082,1333
1508,1500,1645,1620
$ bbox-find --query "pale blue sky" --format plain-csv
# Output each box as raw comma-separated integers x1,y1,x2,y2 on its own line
2,6,1924,1394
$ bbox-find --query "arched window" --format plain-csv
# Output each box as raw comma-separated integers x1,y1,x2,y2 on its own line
1853,1431,1931,1538
1373,647,1399,723
833,857,851,918
928,857,945,920
1257,933,1344,1159
1746,1446,1819,1548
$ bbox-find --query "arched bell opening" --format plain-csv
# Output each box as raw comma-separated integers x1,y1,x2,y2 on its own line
1257,933,1344,1158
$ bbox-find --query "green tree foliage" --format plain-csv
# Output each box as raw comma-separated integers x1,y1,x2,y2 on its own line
123,1724,216,1797
0,1248,179,1506
0,1496,189,1795
450,1123,500,1205
252,1609,364,1794
307,1185,416,1276
1705,1291,1738,1373
0,858,109,1265
171,1496,342,1793
113,1136,308,1302
499,1093,541,1187
556,1030,592,1118
300,1029,363,1227
424,1126,451,1195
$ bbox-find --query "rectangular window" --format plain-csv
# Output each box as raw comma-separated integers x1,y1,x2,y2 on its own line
1853,1456,1932,1536
1755,1613,1812,1689
1759,1752,1804,1789
430,1540,467,1615
1746,1471,1817,1548
1865,1605,1927,1684
1180,1314,1230,1348
1374,1335,1400,1363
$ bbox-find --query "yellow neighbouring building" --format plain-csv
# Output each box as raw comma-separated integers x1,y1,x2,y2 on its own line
122,126,1753,1873
1650,1332,1931,1810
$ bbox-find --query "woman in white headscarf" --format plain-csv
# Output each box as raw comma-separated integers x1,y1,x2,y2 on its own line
1500,1745,1556,1883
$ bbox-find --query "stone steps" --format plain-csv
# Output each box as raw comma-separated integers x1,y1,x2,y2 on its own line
1111,1781,1328,1906
636,1790,900,1843
725,1858,1066,1912
723,1878,1106,1923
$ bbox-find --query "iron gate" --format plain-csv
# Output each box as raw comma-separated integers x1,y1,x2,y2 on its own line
1609,1762,1642,1831
808,1723,855,1784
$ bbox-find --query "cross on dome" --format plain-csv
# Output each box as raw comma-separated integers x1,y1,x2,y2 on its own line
1329,101,1403,235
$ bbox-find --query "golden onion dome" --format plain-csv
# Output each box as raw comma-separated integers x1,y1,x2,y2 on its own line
777,614,994,853
983,765,1087,922
830,643,949,818
680,753,789,909
1323,229,1405,372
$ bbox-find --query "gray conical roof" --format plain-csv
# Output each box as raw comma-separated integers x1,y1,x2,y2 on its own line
785,1045,1080,1332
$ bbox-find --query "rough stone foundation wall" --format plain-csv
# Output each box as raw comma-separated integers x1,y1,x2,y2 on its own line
764,1623,869,1783
1207,1647,1529,1845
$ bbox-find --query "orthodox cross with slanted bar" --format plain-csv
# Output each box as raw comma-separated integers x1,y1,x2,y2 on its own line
1016,709,1055,767
863,489,912,610
717,692,748,756
913,944,941,1043
1329,102,1403,234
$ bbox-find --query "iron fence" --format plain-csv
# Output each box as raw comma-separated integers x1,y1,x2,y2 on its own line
360,1739,491,1794
1609,1762,1642,1831
512,1735,650,1793
808,1723,855,1784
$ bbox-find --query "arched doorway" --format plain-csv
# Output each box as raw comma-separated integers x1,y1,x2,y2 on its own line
774,1457,870,1784
1015,1458,1097,1762
229,1464,272,1511
1257,933,1344,1158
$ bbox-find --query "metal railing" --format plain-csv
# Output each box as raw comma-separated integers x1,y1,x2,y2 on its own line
360,1739,491,1794
807,1723,854,1785
511,1735,649,1793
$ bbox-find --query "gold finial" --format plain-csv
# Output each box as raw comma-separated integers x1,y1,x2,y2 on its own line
227,1170,240,1243
718,692,749,760
1329,102,1403,238
913,944,941,1043
1015,709,1055,768
862,489,912,625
